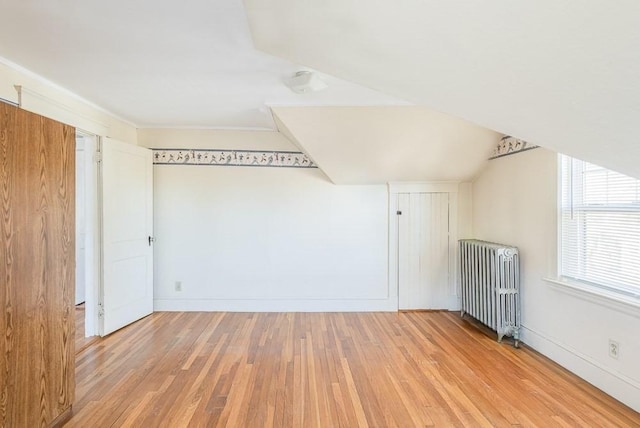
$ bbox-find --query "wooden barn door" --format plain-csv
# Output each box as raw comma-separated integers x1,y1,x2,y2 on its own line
0,102,75,427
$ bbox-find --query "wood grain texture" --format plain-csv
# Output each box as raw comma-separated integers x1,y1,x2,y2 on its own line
0,103,75,428
67,311,639,427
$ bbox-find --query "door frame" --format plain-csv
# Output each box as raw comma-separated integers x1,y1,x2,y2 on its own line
76,130,101,337
387,182,462,311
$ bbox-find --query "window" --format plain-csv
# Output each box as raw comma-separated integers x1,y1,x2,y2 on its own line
560,155,640,298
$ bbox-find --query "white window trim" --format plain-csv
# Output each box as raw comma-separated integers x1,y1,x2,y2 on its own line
551,154,640,318
544,277,640,318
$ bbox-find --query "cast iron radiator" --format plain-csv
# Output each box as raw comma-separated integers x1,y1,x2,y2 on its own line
459,239,521,347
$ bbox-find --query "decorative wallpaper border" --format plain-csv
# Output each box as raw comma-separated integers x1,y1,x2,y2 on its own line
489,136,539,160
152,148,317,168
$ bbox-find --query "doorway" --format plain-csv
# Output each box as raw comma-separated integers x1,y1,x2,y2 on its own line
390,185,459,311
75,131,100,337
76,135,154,338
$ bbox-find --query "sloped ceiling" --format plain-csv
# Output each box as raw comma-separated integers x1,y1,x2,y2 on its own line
0,0,406,129
272,107,500,184
0,0,540,185
245,0,640,179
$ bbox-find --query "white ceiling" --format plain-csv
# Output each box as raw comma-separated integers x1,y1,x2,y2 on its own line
245,0,640,179
0,0,406,129
273,107,500,184
0,0,527,185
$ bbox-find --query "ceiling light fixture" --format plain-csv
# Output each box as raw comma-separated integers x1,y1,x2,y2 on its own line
285,70,328,94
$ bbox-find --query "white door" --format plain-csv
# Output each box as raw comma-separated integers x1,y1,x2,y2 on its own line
101,137,153,336
398,192,451,310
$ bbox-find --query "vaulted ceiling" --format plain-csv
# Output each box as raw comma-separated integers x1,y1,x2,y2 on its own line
273,106,500,184
1,1,637,181
0,0,405,128
245,0,640,180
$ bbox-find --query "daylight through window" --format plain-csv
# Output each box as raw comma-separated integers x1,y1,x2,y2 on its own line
560,155,640,298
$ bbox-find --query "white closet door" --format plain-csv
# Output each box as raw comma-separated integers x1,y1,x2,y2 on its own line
398,193,450,310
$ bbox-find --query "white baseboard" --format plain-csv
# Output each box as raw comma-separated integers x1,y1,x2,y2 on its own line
521,325,640,412
154,298,398,312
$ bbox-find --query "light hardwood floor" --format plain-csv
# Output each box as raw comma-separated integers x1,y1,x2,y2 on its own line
67,310,640,427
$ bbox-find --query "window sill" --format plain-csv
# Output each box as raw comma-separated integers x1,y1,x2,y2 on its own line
543,277,640,318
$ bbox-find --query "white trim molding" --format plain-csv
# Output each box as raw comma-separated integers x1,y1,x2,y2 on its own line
154,298,397,312
0,53,136,127
15,85,110,136
521,325,640,411
388,181,459,194
544,277,640,319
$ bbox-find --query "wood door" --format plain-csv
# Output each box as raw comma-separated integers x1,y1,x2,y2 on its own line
398,192,451,310
0,102,75,426
101,137,153,336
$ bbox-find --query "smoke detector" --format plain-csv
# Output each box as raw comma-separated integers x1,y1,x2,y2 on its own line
285,70,328,94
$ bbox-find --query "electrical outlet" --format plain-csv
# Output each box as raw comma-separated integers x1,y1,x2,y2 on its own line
609,339,619,359
175,281,182,292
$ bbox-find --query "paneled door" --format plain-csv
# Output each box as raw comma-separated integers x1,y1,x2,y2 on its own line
398,192,451,310
101,137,153,335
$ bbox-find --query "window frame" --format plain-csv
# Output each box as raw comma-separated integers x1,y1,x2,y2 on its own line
554,155,640,309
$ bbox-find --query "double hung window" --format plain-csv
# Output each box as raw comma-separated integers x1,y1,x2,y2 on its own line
560,155,640,298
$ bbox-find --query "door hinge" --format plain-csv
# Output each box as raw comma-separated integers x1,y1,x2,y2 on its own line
98,302,104,318
397,210,402,215
148,236,155,246
94,152,102,163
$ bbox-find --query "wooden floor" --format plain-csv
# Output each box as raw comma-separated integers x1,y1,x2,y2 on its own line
66,311,639,427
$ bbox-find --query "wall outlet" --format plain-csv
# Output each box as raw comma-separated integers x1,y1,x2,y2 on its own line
609,339,620,359
175,281,182,292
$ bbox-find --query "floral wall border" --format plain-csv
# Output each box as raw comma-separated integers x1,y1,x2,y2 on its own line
489,136,539,160
152,148,317,168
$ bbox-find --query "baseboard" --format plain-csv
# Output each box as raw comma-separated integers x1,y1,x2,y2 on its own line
521,325,640,411
154,298,398,312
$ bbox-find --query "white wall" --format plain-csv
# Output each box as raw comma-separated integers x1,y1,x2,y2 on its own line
472,148,640,411
139,129,395,311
